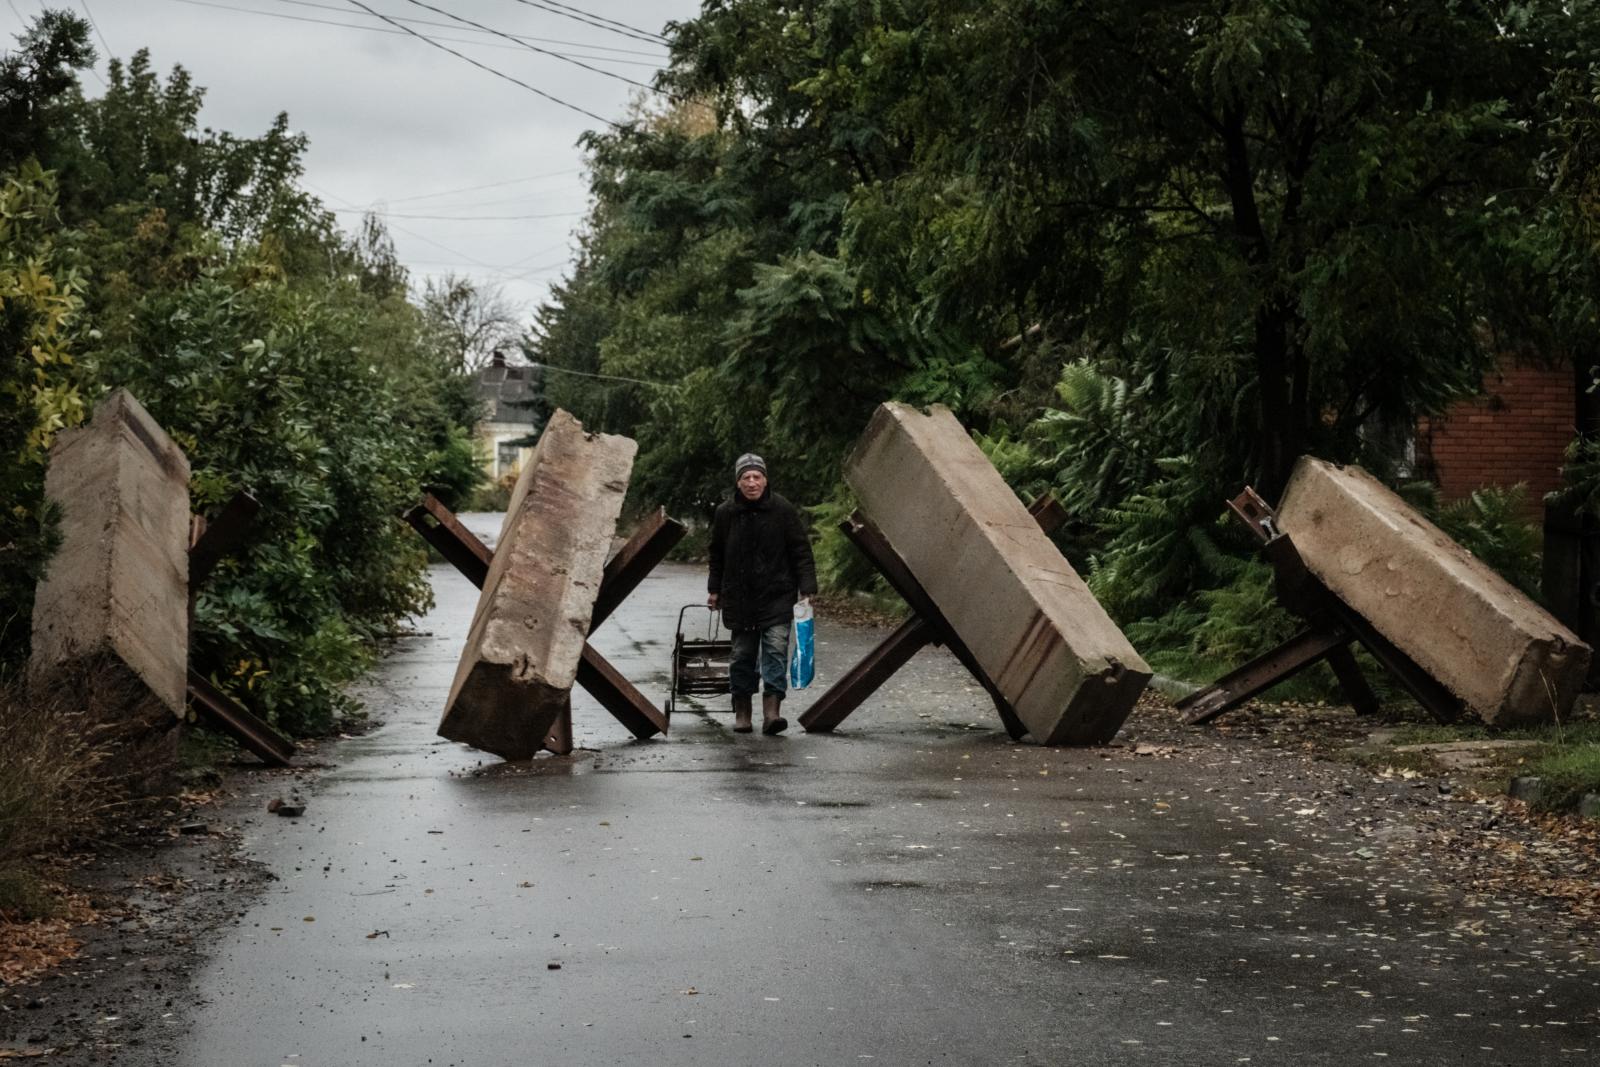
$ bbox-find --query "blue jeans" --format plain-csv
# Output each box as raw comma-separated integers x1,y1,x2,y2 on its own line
730,622,789,699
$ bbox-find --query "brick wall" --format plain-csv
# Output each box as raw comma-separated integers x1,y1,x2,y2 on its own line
1417,359,1575,509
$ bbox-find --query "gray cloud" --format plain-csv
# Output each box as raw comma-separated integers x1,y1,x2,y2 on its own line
4,0,701,320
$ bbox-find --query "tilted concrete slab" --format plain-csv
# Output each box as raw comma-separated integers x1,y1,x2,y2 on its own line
30,389,191,776
845,403,1151,744
1277,457,1591,726
440,410,635,759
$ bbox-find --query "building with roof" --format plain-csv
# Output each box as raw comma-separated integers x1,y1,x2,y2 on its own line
474,351,543,482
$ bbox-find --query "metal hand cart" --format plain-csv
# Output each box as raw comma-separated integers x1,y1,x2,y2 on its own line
667,605,732,716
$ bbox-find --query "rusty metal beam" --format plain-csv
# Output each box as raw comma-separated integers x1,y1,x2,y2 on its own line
544,702,573,756
1193,485,1461,727
402,494,675,748
800,617,933,733
1176,624,1351,725
821,513,1031,740
577,645,669,739
1332,604,1462,723
800,495,1069,739
1325,644,1381,717
404,494,492,588
591,507,686,630
1227,486,1278,545
187,668,295,767
1028,494,1070,537
189,491,262,589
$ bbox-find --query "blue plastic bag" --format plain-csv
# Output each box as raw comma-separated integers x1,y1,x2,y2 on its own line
788,600,815,689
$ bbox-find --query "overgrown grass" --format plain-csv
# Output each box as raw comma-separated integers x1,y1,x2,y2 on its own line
0,866,60,919
1369,709,1600,813
1526,744,1600,811
0,676,121,919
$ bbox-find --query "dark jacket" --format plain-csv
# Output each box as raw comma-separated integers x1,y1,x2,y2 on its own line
708,487,818,630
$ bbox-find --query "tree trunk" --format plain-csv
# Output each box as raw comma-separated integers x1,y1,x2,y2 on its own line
1254,296,1301,503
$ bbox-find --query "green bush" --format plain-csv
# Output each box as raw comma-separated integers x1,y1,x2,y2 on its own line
0,163,86,669
1400,482,1543,599
97,257,475,734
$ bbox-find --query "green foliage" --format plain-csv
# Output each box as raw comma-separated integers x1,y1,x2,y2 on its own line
529,1,1592,695
1525,742,1600,812
0,9,93,173
1126,561,1313,693
96,251,473,734
1555,435,1600,519
1400,481,1544,600
0,161,86,667
0,15,481,733
1435,487,1545,600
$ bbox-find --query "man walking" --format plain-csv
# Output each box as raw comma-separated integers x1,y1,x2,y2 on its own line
707,453,818,735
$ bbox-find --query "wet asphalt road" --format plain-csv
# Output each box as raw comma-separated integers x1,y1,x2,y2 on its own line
174,515,1600,1066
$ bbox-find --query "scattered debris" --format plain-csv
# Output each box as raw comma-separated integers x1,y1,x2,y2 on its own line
266,796,305,817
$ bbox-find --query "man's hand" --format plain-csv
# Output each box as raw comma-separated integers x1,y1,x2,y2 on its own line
707,593,720,610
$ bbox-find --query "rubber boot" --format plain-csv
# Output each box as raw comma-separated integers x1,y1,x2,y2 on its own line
732,693,754,733
762,692,787,736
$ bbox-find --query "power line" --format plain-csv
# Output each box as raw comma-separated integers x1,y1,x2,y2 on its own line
527,362,676,389
506,0,668,47
268,0,666,56
529,0,670,45
169,0,662,67
330,207,584,221
395,0,663,96
381,168,581,206
77,0,111,56
343,0,618,128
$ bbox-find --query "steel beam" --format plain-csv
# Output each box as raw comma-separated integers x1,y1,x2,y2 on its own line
409,495,674,748
1176,624,1350,725
591,507,686,630
801,495,1069,738
187,668,295,767
800,616,933,732
404,494,492,588
577,645,670,738
189,491,262,589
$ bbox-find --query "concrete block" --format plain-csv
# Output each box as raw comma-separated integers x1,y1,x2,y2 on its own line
1578,793,1600,820
440,410,635,759
29,389,191,776
1277,458,1591,726
845,403,1151,745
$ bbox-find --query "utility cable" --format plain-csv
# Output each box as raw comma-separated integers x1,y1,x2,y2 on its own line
381,168,581,206
527,0,669,44
169,1,661,67
396,0,665,96
330,208,584,221
78,0,111,57
343,0,618,128
308,181,550,278
505,0,667,47
268,0,666,55
527,362,676,389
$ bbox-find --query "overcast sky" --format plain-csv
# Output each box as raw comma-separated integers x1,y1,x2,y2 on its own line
1,0,706,338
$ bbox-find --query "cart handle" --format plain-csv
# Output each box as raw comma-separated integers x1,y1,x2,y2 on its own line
676,603,724,641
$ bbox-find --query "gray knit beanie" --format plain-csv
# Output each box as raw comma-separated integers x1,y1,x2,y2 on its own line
734,452,767,480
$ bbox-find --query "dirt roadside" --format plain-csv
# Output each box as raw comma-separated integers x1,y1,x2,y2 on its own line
0,752,324,1062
